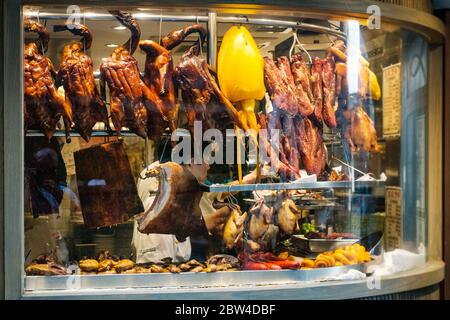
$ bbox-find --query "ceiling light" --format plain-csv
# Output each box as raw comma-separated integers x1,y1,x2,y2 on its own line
113,26,127,30
105,43,118,48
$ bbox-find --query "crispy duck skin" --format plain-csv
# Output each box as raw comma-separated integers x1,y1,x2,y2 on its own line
345,106,379,153
54,23,111,141
139,40,178,140
99,11,153,138
322,56,337,128
263,57,299,116
170,26,247,132
295,116,327,176
24,19,73,142
290,54,314,116
310,57,324,124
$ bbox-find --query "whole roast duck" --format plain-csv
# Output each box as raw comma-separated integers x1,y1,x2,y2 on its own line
164,24,247,133
139,39,178,141
54,23,111,141
24,19,72,142
100,11,154,138
136,162,206,240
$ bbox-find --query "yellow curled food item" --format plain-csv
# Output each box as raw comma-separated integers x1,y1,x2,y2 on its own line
333,252,351,265
301,259,315,269
336,248,358,265
314,254,336,268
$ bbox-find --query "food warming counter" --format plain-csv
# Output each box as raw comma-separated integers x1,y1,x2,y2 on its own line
1,0,445,300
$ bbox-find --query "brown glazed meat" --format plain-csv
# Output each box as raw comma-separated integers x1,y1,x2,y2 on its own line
322,55,337,128
310,57,324,125
257,112,300,181
264,57,299,117
100,11,154,138
136,162,206,240
74,141,144,228
24,19,73,142
54,23,111,141
290,54,314,116
139,40,178,141
170,25,247,132
295,116,327,176
345,106,379,153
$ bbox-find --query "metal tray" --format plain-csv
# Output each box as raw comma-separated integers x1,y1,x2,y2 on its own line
292,235,359,254
24,264,367,292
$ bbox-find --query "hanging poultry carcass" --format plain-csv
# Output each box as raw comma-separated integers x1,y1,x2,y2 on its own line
344,105,379,153
161,24,247,133
139,39,179,141
54,23,111,141
24,19,72,142
100,11,159,139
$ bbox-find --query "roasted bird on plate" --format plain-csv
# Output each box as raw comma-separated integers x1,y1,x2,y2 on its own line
54,23,111,141
24,19,72,142
100,11,154,138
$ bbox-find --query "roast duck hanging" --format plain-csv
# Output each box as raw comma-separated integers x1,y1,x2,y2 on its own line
54,23,111,141
99,11,156,139
328,40,380,153
24,19,72,142
160,24,247,133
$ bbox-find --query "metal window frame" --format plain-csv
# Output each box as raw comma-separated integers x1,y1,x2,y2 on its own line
1,0,445,300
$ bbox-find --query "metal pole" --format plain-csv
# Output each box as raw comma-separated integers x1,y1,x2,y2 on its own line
207,12,217,70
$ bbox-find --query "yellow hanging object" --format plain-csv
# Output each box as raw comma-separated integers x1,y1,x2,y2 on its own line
218,26,266,183
368,69,381,101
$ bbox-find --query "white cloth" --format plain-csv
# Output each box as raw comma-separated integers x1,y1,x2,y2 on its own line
131,162,191,263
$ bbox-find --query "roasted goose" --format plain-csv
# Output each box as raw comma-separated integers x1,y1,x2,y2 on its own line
24,19,72,142
295,117,327,176
310,57,324,124
139,40,178,141
322,55,337,128
54,23,111,141
168,25,247,132
136,162,206,240
345,106,379,153
100,11,153,138
290,54,314,116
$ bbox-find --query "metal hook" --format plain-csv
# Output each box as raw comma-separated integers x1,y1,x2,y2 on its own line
289,30,312,64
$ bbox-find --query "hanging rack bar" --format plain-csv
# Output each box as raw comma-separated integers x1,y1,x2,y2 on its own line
24,12,345,39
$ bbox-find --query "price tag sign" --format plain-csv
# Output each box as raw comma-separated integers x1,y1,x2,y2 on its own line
385,186,402,251
382,63,401,138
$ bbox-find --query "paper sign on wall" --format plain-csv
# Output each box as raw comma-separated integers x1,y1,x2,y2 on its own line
382,63,401,138
385,186,402,251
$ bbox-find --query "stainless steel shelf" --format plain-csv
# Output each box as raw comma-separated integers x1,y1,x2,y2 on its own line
24,263,367,291
201,180,385,192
